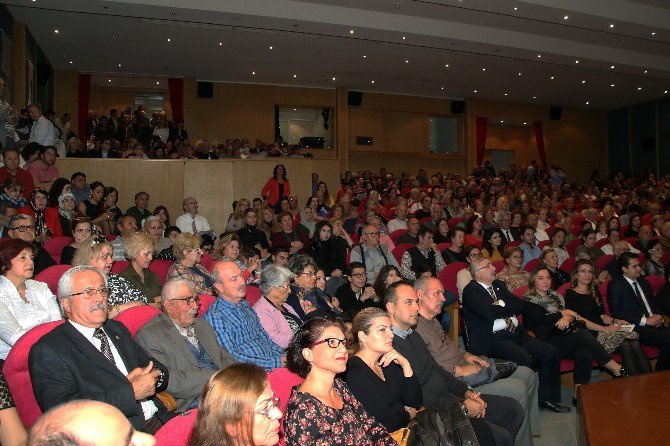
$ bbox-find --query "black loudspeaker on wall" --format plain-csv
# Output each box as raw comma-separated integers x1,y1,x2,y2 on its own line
450,100,465,115
549,107,563,120
197,81,214,99
348,91,363,107
36,63,53,85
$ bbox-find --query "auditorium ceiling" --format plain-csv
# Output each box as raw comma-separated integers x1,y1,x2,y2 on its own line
5,0,670,110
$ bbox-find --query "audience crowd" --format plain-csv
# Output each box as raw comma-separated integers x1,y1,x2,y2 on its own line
2,109,670,445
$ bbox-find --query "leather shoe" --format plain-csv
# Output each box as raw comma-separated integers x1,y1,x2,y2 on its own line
615,367,629,378
539,401,571,413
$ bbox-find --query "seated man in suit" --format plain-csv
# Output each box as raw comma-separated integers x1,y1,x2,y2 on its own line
29,265,171,434
204,260,285,370
462,257,568,413
385,281,523,446
28,400,155,446
136,279,237,412
414,276,539,446
607,252,670,371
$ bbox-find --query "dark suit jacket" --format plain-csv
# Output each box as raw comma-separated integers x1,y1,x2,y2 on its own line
136,313,237,412
499,227,517,245
607,276,659,326
29,320,169,431
461,279,524,356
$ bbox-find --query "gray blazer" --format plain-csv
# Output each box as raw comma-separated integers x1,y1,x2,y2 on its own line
136,313,236,412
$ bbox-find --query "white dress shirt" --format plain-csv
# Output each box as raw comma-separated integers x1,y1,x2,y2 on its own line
175,213,211,234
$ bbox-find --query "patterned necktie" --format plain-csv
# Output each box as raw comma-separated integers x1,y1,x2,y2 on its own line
488,286,497,302
183,326,199,349
93,328,115,365
506,230,513,241
191,215,197,234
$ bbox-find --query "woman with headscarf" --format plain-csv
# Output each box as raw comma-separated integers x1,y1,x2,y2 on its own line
18,188,62,242
57,192,76,237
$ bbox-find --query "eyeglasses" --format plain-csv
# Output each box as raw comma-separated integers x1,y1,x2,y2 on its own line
69,287,109,299
275,284,290,290
300,271,315,277
171,295,201,305
310,337,350,349
364,232,380,236
351,273,367,278
475,263,494,271
256,397,281,419
10,224,35,232
468,253,482,258
510,255,523,260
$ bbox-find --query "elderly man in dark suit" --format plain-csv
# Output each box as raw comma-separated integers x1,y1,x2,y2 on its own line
29,265,171,434
136,279,237,411
462,257,569,413
607,252,670,371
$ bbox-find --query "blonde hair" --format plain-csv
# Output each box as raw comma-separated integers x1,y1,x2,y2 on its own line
124,232,156,261
173,233,202,260
72,238,112,267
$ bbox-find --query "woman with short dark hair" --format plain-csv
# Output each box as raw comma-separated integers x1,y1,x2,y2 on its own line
284,317,395,446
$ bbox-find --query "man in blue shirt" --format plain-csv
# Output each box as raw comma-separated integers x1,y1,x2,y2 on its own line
204,261,285,370
519,226,540,268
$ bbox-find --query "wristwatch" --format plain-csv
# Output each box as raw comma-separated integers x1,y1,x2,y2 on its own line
460,401,469,416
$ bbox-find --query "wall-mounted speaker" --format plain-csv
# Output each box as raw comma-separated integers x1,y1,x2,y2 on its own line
549,107,563,120
197,81,214,98
450,100,465,115
348,91,363,107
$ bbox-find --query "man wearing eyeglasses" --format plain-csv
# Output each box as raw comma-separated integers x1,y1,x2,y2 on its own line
136,279,237,412
350,224,399,283
462,257,568,414
7,213,55,275
29,266,173,434
335,262,380,320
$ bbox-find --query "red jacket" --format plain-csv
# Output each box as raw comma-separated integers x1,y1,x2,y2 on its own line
261,177,291,207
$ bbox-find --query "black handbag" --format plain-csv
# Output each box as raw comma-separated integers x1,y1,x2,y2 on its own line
406,401,480,446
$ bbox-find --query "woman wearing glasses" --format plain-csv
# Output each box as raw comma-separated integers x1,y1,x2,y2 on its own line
187,363,283,446
497,246,530,293
285,317,395,446
286,255,341,321
456,246,484,299
345,307,422,433
563,260,651,375
60,217,93,265
253,264,303,349
167,233,215,295
0,239,62,361
72,237,148,318
119,232,162,303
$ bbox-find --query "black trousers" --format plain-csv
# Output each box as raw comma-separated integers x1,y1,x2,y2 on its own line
488,329,562,402
615,339,652,375
636,325,670,371
467,394,524,446
548,329,612,385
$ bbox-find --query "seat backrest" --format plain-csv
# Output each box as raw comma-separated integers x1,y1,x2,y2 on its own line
561,257,577,274
115,305,161,339
512,285,528,298
595,238,609,249
447,217,462,228
197,294,217,317
267,367,304,445
42,236,72,263
3,320,65,428
599,280,611,315
556,283,571,297
391,243,415,264
111,260,130,275
645,275,666,295
436,242,451,251
155,409,198,446
492,260,505,273
595,254,614,270
34,264,72,295
566,239,582,256
200,253,213,270
389,229,407,243
437,262,467,296
149,259,174,284
537,240,549,249
246,285,262,307
523,258,541,272
506,240,522,248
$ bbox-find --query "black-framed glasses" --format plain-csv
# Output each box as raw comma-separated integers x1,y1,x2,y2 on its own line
171,295,201,305
256,396,281,419
350,273,366,278
310,337,350,349
69,287,109,299
10,224,35,232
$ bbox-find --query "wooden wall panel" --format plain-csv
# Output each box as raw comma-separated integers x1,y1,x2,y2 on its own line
55,158,341,237
388,111,427,152
53,70,79,135
88,86,171,120
348,107,386,151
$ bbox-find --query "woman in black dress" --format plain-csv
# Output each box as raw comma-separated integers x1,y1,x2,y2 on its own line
540,248,570,289
563,259,651,375
76,181,114,234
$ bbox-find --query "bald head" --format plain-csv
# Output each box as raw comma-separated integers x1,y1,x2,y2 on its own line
212,260,247,303
28,400,155,446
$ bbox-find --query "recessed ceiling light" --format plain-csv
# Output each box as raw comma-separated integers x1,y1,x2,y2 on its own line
638,87,642,90
69,60,73,64
219,42,223,46
363,55,367,59
581,80,586,84
371,80,375,84
252,71,256,75
664,90,668,94
537,54,541,58
532,96,536,99
550,76,555,80
332,77,336,81
473,89,478,93
293,108,296,111
518,72,522,76
405,60,409,63
644,70,648,74
610,84,615,87
585,101,590,105
349,29,355,34
482,68,486,71
108,79,111,83
441,87,444,90
111,34,116,38
269,46,273,50
500,120,504,123
523,122,527,125
118,64,122,67
167,38,171,42
293,74,297,78
504,93,508,96
651,32,656,36
575,60,580,64
233,18,239,22
445,64,449,68
156,81,160,85
54,29,59,34
609,24,614,28
402,36,406,40
564,15,569,20
514,7,518,11
610,65,615,69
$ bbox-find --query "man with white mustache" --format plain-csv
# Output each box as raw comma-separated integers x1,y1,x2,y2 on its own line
136,279,237,412
29,265,173,434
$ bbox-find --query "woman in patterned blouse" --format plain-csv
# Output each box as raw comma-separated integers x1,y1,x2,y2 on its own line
284,317,395,446
72,237,148,318
167,233,215,295
497,246,530,293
